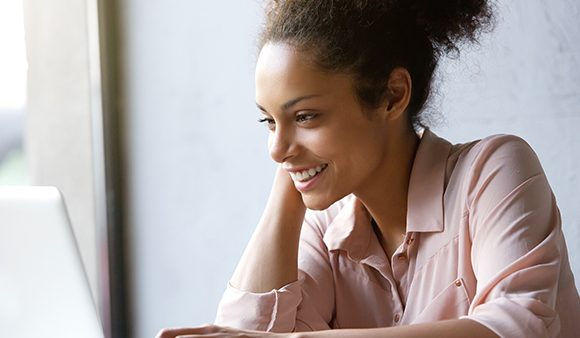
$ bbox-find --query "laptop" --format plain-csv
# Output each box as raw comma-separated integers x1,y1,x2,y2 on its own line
0,186,104,338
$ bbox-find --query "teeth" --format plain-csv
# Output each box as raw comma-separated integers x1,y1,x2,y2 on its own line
290,164,327,182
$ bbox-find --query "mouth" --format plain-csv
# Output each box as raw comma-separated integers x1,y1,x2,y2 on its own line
288,163,328,183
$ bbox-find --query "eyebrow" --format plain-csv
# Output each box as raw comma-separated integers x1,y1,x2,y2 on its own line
256,94,321,113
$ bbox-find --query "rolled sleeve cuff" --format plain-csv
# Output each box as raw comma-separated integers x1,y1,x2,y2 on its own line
462,297,559,338
214,280,302,332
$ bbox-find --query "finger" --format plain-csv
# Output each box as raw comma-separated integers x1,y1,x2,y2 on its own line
176,330,227,338
177,327,271,338
176,331,249,338
156,325,216,338
178,328,272,338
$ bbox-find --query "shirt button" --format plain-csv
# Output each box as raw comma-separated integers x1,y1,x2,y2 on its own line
397,253,407,261
406,237,414,245
394,313,401,323
455,279,462,287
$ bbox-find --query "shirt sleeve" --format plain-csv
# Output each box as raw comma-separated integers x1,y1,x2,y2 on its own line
462,135,563,338
214,209,335,332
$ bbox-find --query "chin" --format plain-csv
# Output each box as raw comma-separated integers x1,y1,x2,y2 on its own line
301,193,339,211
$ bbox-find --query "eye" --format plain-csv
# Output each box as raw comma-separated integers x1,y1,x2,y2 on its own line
296,112,318,123
258,117,276,131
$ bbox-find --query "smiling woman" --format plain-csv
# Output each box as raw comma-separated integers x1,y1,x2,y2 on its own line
254,44,414,212
157,1,580,338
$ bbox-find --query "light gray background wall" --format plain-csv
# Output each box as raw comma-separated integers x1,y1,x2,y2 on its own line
119,1,579,337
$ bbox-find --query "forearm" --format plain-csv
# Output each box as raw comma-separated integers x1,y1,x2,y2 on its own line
230,169,306,293
291,319,499,338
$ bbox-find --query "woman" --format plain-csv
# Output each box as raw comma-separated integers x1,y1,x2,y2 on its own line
158,0,580,337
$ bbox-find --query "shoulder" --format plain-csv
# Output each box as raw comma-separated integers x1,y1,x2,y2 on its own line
449,134,552,215
451,134,540,167
462,134,540,164
450,134,545,185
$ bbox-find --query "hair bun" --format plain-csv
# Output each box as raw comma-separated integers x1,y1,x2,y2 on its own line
259,0,495,129
403,0,494,54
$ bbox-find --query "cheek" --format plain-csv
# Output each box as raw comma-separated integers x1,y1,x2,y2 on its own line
332,131,384,176
299,129,335,157
299,118,382,170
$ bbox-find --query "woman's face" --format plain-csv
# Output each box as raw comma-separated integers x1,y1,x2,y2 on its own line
255,43,392,210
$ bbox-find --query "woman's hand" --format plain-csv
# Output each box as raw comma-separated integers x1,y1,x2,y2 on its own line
156,319,499,338
229,165,306,293
156,324,289,338
266,164,306,216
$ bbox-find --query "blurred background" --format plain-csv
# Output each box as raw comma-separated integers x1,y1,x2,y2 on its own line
1,1,578,338
0,0,28,185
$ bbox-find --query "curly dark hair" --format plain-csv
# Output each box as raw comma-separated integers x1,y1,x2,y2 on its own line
259,0,494,129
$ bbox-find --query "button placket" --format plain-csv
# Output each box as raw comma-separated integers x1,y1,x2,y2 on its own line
392,232,417,308
391,234,411,282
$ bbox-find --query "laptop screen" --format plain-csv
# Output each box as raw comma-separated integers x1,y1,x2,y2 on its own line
0,186,104,338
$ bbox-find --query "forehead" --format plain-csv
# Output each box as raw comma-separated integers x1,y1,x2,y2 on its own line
255,42,354,108
256,42,318,78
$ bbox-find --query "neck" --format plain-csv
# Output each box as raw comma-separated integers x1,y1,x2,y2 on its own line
354,124,420,257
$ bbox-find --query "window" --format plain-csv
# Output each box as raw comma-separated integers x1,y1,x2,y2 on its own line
0,0,28,185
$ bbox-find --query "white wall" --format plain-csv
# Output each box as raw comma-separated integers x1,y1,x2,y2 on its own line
121,1,580,337
120,2,269,337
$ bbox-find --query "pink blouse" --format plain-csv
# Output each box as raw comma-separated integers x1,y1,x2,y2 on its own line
214,130,580,338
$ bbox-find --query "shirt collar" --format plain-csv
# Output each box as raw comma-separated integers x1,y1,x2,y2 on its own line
323,195,373,261
322,129,452,259
406,129,452,232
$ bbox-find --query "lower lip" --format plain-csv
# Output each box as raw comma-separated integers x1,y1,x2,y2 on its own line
293,167,326,192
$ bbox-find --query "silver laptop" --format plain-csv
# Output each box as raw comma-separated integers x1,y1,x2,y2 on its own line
0,186,104,338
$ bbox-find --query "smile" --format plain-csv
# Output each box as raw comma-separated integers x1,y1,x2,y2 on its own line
289,164,328,182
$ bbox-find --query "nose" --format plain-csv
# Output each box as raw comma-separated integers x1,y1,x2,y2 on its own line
268,127,296,163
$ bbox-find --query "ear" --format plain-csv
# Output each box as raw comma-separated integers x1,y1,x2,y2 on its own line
384,67,412,120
